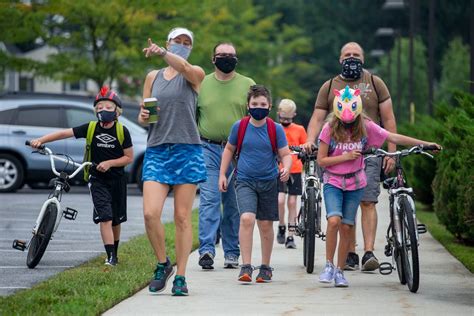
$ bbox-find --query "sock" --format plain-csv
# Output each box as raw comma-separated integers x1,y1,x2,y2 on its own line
114,240,120,257
159,257,169,266
104,244,115,261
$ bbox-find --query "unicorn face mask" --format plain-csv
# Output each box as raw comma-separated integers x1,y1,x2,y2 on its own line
333,85,362,123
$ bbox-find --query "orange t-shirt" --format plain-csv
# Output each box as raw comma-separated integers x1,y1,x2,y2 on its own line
281,123,307,173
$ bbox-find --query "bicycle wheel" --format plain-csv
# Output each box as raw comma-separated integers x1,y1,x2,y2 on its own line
391,205,406,284
301,205,307,267
27,203,57,268
399,196,419,293
304,187,316,274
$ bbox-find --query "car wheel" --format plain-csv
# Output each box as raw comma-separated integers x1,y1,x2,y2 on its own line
0,154,24,193
136,161,143,192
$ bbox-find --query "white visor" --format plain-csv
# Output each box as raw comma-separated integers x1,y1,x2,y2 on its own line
167,27,194,45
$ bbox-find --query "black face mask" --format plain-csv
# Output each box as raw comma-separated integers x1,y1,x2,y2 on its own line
214,56,238,74
281,122,291,127
341,57,363,80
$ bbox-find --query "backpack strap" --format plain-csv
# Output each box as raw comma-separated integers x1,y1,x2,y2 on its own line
235,116,278,159
83,121,98,181
115,121,124,145
235,116,251,159
371,74,380,102
266,117,277,154
327,77,334,106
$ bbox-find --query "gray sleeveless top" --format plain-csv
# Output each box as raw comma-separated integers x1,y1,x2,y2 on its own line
147,69,200,146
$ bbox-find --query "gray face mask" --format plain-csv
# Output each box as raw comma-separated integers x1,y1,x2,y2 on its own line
169,43,191,60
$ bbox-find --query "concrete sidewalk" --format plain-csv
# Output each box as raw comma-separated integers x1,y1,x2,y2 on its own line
105,190,474,315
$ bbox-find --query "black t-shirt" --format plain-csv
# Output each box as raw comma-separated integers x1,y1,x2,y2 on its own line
73,121,133,179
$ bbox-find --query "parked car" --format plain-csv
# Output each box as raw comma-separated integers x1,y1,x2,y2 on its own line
0,92,147,193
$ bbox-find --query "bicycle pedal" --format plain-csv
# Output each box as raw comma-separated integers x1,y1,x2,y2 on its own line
63,207,78,220
417,223,427,234
384,244,392,257
318,232,326,241
12,239,27,251
379,262,393,275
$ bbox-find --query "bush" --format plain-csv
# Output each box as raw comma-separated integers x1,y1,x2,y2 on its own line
398,115,443,204
432,92,474,243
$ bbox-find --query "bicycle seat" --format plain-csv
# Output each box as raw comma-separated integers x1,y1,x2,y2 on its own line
383,177,396,189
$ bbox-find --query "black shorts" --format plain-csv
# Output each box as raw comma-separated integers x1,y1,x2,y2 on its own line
278,173,303,195
89,175,127,226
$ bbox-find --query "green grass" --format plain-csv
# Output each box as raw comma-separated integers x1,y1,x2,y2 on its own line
416,204,474,273
0,211,199,316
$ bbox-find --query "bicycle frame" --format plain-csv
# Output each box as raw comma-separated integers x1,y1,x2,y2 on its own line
301,158,323,233
13,144,91,251
365,146,434,288
33,148,90,236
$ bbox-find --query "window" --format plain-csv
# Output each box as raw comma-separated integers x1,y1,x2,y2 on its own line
0,109,16,124
64,107,96,128
15,107,61,128
19,76,34,92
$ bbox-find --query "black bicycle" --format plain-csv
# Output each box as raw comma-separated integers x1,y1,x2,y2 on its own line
289,146,325,274
363,145,438,293
12,141,92,268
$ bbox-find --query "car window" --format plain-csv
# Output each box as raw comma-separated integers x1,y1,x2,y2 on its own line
15,107,61,128
0,109,16,124
65,108,96,128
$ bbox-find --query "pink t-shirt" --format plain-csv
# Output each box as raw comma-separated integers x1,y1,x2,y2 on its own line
318,120,389,191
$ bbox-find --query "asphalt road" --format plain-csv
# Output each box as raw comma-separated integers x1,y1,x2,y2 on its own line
0,185,198,296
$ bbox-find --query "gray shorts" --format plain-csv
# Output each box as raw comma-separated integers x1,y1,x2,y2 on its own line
361,156,382,203
235,178,279,221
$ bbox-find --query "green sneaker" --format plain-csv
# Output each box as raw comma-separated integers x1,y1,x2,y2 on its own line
149,257,174,293
171,275,189,296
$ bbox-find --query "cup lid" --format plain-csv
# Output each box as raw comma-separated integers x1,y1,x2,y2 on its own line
144,97,157,102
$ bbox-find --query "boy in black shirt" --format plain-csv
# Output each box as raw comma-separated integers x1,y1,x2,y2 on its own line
30,86,133,266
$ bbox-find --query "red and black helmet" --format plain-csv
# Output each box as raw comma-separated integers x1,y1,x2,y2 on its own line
94,86,122,108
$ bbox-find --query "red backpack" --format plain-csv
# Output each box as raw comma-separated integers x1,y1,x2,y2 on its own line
235,116,277,159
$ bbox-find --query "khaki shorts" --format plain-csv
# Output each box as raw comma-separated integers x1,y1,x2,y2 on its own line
361,156,382,203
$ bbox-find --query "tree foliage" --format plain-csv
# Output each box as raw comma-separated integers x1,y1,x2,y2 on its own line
376,37,428,123
437,37,470,101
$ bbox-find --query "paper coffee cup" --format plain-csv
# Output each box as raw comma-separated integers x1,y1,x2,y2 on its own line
144,97,158,123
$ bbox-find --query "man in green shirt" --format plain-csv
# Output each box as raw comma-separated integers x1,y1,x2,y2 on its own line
197,42,255,269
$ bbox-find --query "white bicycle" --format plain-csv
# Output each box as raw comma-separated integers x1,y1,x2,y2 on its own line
12,141,92,268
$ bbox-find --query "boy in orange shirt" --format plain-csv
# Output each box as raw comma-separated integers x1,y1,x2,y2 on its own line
276,99,307,248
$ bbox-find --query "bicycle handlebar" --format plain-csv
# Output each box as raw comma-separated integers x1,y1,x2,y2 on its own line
289,145,318,160
25,141,92,178
25,140,45,150
363,145,440,160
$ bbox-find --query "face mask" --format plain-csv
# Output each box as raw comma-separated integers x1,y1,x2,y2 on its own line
97,110,116,123
281,121,291,127
249,108,270,121
214,56,237,73
169,43,191,60
341,57,363,79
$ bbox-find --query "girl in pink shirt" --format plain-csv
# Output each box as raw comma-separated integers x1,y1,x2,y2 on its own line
317,86,440,287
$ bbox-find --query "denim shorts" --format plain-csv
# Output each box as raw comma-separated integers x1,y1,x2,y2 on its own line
235,178,278,221
361,156,382,203
323,183,364,225
142,143,207,185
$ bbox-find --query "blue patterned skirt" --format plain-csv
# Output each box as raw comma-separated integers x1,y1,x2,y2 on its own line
142,144,207,185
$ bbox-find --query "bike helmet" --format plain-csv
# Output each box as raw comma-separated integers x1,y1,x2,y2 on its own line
94,86,122,108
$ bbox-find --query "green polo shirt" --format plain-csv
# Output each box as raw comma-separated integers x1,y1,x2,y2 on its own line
197,72,255,142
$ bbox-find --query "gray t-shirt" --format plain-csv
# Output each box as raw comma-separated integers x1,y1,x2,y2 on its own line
147,69,200,147
228,120,287,180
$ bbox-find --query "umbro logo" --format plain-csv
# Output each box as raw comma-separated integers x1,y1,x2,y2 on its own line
96,133,116,144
